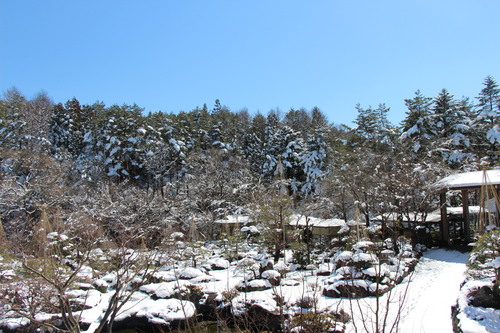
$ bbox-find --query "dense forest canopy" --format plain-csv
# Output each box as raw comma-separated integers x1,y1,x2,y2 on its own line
0,77,498,244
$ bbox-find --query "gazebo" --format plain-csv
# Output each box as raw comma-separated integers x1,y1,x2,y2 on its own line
433,169,500,245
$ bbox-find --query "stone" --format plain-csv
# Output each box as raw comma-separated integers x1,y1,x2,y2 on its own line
470,286,500,309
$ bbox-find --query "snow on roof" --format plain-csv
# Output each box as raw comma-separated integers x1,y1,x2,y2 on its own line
372,211,439,223
447,206,481,214
424,211,441,223
214,215,251,224
289,215,346,228
373,206,482,223
433,169,500,191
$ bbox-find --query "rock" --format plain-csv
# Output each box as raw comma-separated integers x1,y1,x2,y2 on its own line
316,264,331,276
282,279,300,286
211,258,230,270
151,270,178,283
178,267,204,279
262,270,281,286
198,291,230,321
333,251,354,267
191,274,218,283
470,286,500,309
140,282,176,299
323,279,372,298
112,298,196,332
238,304,285,332
236,279,272,292
273,262,290,275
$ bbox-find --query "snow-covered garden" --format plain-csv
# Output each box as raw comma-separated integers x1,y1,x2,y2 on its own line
1,219,498,333
0,223,424,333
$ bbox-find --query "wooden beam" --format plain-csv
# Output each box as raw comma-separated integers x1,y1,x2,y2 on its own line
462,189,470,243
440,192,450,245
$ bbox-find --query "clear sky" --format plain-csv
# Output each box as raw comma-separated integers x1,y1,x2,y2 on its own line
1,1,499,126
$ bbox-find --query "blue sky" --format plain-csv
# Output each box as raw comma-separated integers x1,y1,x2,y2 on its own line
1,1,499,126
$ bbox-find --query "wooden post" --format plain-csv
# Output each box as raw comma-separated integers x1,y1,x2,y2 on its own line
440,192,450,245
462,189,470,243
496,185,500,229
0,217,7,247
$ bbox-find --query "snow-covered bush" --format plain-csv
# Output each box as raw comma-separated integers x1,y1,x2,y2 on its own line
323,238,417,298
291,311,349,333
453,230,500,332
467,230,500,288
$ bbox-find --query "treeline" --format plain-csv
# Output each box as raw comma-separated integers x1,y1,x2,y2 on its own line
0,77,498,244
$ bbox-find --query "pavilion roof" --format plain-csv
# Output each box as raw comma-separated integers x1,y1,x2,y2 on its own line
432,169,500,191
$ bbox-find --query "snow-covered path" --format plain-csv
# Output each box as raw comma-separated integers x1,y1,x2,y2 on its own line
400,249,468,333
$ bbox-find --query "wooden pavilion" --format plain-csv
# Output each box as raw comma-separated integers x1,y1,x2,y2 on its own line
433,169,500,245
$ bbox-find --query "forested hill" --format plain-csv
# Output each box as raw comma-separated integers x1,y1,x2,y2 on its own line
0,76,498,242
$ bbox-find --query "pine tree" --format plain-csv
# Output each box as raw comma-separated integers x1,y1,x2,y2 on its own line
300,131,328,197
426,89,477,168
447,97,474,167
262,121,305,194
0,88,28,149
241,113,266,175
49,98,90,157
401,90,433,132
284,108,311,135
476,76,500,122
88,104,146,180
430,89,456,138
400,90,433,155
472,76,500,163
354,103,394,148
310,106,328,129
354,104,378,141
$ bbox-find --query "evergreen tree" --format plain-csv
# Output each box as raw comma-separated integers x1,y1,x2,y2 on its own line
0,88,28,149
354,103,378,140
472,76,500,163
476,76,500,123
241,113,266,175
300,131,328,197
311,106,328,129
284,107,311,135
430,89,456,138
88,104,146,180
427,90,477,167
212,99,222,115
400,90,433,155
401,90,433,132
354,103,394,148
447,97,474,167
49,98,90,157
262,121,305,194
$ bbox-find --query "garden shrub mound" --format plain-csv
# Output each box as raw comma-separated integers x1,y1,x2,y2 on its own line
453,230,500,332
323,240,419,298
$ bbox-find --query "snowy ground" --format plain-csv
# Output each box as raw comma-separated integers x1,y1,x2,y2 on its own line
201,248,471,333
400,249,468,333
2,247,492,333
318,248,469,333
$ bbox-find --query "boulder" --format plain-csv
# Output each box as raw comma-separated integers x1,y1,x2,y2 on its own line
238,304,285,332
262,270,281,286
470,286,500,309
236,279,272,292
323,279,372,298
